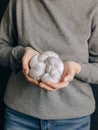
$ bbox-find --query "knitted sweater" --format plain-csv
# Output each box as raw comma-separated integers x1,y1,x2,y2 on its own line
0,0,98,119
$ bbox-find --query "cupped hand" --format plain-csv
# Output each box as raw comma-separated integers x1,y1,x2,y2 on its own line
22,47,40,85
38,61,81,91
22,50,81,91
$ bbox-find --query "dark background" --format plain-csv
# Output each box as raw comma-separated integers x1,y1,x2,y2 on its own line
0,1,11,130
0,0,98,130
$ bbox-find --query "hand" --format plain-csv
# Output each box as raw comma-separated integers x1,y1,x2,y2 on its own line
62,61,81,82
39,61,81,91
22,47,40,85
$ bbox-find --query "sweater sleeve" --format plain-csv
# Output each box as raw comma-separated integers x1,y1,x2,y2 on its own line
0,0,25,71
75,7,98,84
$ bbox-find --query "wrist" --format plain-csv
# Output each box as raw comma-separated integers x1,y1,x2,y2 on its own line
72,62,81,74
65,61,81,74
25,47,40,55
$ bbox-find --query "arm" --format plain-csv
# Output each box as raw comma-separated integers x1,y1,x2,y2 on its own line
75,7,98,84
38,8,98,91
0,0,44,88
0,0,25,71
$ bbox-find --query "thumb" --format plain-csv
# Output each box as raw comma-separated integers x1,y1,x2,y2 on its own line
64,69,75,82
22,56,30,75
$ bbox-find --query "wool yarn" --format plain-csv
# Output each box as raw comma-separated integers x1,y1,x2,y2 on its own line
29,51,64,83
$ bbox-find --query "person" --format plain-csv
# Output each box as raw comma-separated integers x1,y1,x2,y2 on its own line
0,0,98,130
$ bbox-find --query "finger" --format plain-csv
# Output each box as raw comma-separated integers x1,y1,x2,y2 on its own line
39,82,56,91
22,57,29,74
23,71,39,85
57,82,69,89
46,81,69,89
26,75,39,85
61,72,67,79
63,70,75,82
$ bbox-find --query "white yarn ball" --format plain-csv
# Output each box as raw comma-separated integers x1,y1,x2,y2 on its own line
29,51,64,83
29,55,46,81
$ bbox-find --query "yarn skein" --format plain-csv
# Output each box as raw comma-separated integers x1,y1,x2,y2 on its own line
29,51,64,83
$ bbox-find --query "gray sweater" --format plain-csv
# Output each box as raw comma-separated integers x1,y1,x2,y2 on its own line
0,0,98,119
